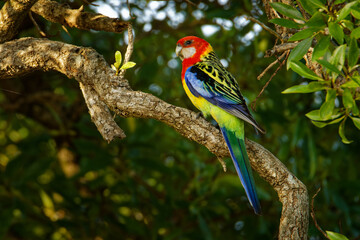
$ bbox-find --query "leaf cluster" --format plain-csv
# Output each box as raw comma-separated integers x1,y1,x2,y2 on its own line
271,0,360,143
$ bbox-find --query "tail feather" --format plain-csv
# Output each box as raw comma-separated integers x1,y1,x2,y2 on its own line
220,127,261,215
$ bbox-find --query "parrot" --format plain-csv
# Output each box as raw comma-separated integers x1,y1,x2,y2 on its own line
175,36,265,215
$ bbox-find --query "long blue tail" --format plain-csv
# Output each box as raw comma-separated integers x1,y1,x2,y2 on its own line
220,127,261,215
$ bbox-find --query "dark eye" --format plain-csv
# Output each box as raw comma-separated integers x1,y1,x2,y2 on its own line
184,40,193,46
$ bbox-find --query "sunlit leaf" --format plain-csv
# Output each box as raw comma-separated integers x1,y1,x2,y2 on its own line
350,116,360,130
350,27,360,39
351,8,360,19
289,61,324,81
337,1,359,22
320,89,336,119
282,81,327,94
341,80,360,88
306,109,342,121
326,231,350,240
342,88,354,109
270,2,304,20
328,22,344,44
339,118,352,144
115,50,122,64
120,61,136,70
351,76,360,86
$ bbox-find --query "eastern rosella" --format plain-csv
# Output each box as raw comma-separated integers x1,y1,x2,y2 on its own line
175,36,265,215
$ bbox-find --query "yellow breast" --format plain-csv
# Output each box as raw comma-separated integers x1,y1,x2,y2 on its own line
182,80,211,116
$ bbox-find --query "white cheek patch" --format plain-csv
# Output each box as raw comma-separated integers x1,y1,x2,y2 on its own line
181,47,196,59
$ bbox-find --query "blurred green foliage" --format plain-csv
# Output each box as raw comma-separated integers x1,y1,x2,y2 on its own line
0,0,359,239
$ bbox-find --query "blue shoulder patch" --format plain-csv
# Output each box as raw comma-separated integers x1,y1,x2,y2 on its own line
184,67,214,98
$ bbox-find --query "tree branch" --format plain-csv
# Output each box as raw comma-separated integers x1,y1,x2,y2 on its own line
0,37,309,240
0,0,39,43
31,0,128,33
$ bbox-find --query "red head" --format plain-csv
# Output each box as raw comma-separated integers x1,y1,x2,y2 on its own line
176,36,213,67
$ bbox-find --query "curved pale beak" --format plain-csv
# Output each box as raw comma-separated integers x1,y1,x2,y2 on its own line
175,45,184,60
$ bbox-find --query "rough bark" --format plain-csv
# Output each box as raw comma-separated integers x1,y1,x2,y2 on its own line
30,0,128,33
0,37,309,239
0,0,38,43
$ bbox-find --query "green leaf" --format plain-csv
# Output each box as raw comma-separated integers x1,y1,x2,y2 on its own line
350,27,360,39
288,28,318,41
341,20,354,31
338,118,352,144
351,8,360,19
111,64,117,71
334,0,346,4
320,89,336,119
289,61,324,81
313,35,330,60
351,76,360,86
311,115,345,127
328,22,344,44
350,116,360,130
352,103,360,116
337,1,359,22
120,61,136,70
115,50,122,64
270,2,304,20
330,45,346,78
306,109,343,121
269,18,302,29
298,0,318,15
348,37,359,68
326,231,349,240
342,88,354,109
342,80,360,88
316,59,342,75
282,81,327,94
287,38,313,69
310,0,327,10
305,12,327,28
113,62,120,69
306,109,323,121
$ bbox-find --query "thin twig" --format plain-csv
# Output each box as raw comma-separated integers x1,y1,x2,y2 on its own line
184,0,196,6
245,16,282,40
251,50,288,111
257,51,287,80
311,188,330,240
29,12,47,37
265,43,298,57
251,51,290,111
126,0,135,19
0,88,22,95
82,0,98,6
119,23,134,79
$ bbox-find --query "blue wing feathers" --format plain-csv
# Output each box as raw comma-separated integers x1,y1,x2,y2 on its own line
184,66,265,134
